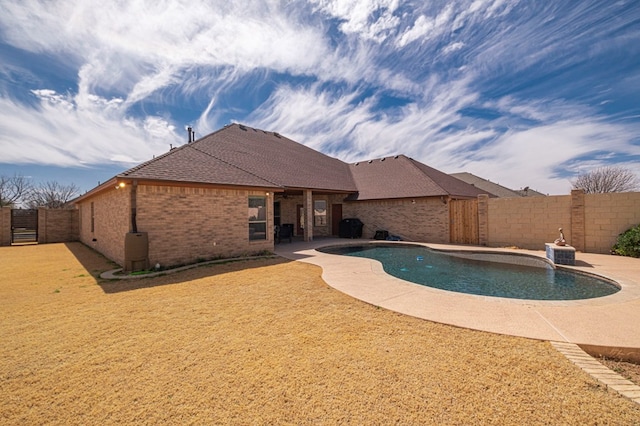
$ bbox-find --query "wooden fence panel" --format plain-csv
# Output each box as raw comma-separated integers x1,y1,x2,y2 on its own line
449,199,479,245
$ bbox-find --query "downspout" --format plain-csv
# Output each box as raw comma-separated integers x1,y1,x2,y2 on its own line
130,180,138,233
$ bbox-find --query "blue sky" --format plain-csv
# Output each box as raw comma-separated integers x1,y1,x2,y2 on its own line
1,0,639,195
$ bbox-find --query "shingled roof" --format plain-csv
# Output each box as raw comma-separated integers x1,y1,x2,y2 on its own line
120,123,357,192
76,124,488,204
451,172,546,198
346,155,488,201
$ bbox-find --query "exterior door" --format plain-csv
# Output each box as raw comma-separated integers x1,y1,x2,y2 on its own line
331,204,342,236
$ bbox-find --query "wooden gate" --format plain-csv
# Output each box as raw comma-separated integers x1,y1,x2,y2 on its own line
11,209,38,244
449,199,478,245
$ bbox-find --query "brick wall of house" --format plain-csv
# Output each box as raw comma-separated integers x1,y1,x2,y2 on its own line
136,185,273,268
276,196,301,232
37,208,79,244
0,207,10,246
78,186,130,266
343,197,450,242
584,192,640,253
486,195,572,249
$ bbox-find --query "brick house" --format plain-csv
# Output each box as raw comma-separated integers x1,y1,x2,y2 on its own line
74,123,486,270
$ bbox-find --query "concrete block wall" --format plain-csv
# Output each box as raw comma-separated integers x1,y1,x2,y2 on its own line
37,208,79,244
78,186,130,266
0,207,10,246
480,190,640,253
136,185,273,268
343,197,449,242
486,195,572,249
584,192,640,253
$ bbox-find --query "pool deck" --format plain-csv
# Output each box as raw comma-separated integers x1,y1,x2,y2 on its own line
274,239,640,353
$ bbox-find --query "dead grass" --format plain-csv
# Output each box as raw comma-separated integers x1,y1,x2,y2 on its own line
1,242,639,425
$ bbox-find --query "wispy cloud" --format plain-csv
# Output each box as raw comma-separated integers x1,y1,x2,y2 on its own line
0,0,639,195
0,90,178,166
310,0,401,42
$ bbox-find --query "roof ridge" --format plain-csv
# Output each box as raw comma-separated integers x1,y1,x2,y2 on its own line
402,155,449,194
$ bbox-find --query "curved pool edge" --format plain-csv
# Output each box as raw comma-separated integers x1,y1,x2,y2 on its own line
274,238,640,350
316,240,623,302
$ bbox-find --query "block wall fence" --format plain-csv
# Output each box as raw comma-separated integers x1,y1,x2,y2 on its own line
38,208,79,244
478,190,640,253
0,207,78,246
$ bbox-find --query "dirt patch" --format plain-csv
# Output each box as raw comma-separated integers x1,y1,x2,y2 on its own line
600,358,640,386
1,243,639,424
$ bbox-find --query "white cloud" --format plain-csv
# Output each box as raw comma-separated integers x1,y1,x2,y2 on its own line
248,80,640,195
0,1,334,99
396,5,454,47
442,42,465,55
311,0,401,42
0,92,179,167
455,120,640,194
1,0,639,197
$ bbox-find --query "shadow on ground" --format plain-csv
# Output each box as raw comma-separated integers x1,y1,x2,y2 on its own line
64,242,294,294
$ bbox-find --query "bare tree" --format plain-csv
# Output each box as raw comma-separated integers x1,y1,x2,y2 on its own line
571,166,640,193
0,174,33,207
26,181,80,209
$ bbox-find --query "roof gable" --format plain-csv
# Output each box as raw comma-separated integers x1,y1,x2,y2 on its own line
347,155,487,200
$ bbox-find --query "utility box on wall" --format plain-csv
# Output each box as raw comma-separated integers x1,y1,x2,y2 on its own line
124,232,149,272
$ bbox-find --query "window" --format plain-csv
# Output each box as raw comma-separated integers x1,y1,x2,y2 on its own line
314,200,327,226
248,196,267,240
90,202,95,233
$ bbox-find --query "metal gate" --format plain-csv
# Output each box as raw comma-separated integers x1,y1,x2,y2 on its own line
11,209,38,244
449,199,478,245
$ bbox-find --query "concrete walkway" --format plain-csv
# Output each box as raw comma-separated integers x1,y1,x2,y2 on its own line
275,239,640,353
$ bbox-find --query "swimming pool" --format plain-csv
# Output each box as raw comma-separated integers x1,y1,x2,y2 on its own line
317,243,620,300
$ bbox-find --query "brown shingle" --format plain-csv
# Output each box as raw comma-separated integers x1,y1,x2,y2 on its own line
119,138,279,188
451,172,546,198
121,123,357,192
347,155,487,200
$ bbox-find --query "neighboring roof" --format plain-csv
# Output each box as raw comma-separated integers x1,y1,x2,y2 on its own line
346,155,489,201
451,172,546,198
120,123,357,192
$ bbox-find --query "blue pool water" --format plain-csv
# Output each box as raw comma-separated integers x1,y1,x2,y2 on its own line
318,244,619,300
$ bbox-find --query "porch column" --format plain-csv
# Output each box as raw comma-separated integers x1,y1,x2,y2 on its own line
304,190,313,242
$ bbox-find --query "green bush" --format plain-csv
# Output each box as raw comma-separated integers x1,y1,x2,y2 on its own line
612,224,640,257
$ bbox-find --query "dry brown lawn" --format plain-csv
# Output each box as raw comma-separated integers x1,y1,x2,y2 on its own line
1,242,639,425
